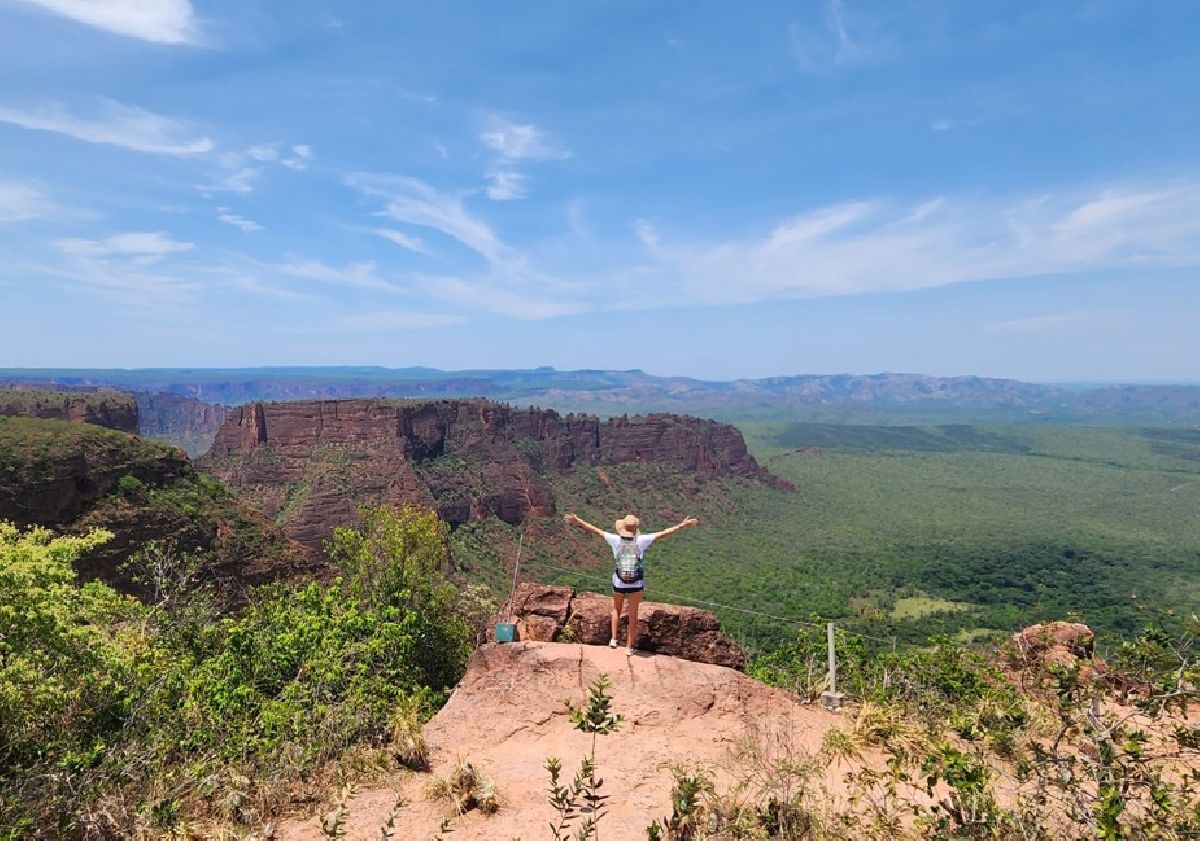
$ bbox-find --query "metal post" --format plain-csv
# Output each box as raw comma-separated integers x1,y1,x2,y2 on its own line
820,622,844,712
827,622,837,696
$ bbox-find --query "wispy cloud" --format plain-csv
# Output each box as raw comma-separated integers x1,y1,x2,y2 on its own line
30,231,202,310
274,258,402,292
216,208,262,233
54,231,194,260
11,0,200,44
485,170,528,201
0,98,212,155
480,116,570,162
790,0,877,74
420,275,583,320
224,274,310,301
985,314,1086,334
347,173,508,264
332,310,465,331
199,167,258,195
281,144,314,171
199,143,313,194
0,182,53,222
637,179,1200,305
372,228,430,255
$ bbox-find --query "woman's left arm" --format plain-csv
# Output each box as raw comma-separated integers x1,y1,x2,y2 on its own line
655,517,699,540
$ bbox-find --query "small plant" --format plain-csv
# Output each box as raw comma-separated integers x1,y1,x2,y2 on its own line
390,695,429,770
427,760,499,817
319,784,353,840
546,674,623,840
647,765,715,841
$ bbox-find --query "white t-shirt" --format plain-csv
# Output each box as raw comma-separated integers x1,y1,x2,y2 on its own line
602,532,659,589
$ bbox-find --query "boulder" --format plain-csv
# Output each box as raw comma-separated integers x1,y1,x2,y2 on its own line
1011,621,1095,670
492,583,745,670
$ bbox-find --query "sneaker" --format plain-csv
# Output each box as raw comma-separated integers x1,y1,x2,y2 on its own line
608,638,618,649
626,646,634,656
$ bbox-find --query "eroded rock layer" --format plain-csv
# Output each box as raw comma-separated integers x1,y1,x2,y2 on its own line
200,398,791,552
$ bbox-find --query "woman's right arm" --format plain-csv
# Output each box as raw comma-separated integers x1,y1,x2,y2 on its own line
564,512,606,538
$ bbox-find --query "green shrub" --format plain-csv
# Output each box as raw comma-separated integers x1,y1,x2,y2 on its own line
0,506,474,836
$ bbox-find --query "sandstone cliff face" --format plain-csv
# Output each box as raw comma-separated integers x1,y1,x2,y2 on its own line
135,392,229,457
200,399,791,553
0,388,138,433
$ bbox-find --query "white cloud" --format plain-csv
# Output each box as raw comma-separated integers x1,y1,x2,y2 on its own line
420,275,583,320
485,171,528,201
0,98,212,155
985,314,1085,335
634,219,659,248
373,228,430,255
245,144,278,162
12,0,199,44
275,258,401,292
636,179,1200,306
333,310,466,330
29,232,201,310
480,116,570,161
224,275,310,301
790,0,878,74
281,144,314,170
199,167,259,194
347,173,508,265
55,231,194,258
216,208,262,233
0,182,51,221
199,142,313,193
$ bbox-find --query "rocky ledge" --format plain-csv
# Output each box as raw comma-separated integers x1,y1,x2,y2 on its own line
491,583,745,670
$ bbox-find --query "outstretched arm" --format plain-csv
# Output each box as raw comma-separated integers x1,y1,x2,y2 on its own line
654,516,699,540
563,512,606,538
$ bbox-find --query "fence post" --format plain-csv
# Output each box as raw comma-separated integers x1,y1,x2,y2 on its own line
820,622,844,712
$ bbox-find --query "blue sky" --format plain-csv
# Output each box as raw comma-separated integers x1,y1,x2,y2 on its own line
1,0,1197,381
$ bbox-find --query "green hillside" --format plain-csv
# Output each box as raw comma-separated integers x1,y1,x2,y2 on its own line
511,423,1200,653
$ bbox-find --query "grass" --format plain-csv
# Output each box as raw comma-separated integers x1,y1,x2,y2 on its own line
890,596,971,621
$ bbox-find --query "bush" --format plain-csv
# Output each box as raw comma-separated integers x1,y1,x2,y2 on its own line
0,506,475,836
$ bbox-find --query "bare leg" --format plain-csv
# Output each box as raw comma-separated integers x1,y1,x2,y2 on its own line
626,591,642,649
610,593,625,644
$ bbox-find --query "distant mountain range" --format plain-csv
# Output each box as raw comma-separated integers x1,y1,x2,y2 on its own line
3,367,1200,426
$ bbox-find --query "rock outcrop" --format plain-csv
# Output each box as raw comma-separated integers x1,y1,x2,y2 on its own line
494,583,746,670
1010,621,1095,670
0,388,138,433
279,642,841,841
200,399,791,553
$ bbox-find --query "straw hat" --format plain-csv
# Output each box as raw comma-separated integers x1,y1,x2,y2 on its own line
614,514,640,537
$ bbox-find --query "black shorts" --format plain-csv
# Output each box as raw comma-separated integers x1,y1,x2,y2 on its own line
613,583,644,594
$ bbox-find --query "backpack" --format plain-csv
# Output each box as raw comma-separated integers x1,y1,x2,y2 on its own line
615,538,643,584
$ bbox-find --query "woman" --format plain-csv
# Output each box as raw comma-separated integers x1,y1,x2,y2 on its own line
563,511,699,655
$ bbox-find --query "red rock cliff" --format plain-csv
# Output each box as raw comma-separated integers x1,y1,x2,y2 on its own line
200,399,791,552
